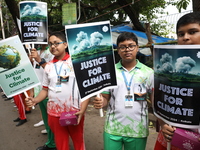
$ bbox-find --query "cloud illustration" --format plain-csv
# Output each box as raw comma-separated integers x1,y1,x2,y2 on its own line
31,6,42,15
21,5,43,17
90,32,103,46
161,62,173,73
21,5,32,17
79,39,91,50
175,56,196,73
160,53,172,65
76,31,88,43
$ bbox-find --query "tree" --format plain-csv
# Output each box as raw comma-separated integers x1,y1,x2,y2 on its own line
192,0,200,12
1,0,198,38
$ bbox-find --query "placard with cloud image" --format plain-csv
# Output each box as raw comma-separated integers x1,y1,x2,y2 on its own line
19,1,48,44
153,45,200,128
65,21,117,101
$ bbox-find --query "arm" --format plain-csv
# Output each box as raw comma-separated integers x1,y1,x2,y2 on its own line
93,93,110,109
75,98,90,124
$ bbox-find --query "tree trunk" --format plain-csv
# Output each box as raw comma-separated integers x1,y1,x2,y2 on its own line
192,0,200,12
4,0,20,35
117,0,145,32
145,23,153,55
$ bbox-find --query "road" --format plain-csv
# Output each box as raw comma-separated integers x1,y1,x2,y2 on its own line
0,93,158,150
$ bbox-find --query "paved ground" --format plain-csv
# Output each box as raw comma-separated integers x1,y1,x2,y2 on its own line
0,92,158,150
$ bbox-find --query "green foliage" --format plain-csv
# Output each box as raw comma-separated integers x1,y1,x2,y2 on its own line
176,0,190,12
21,15,46,21
2,0,192,37
150,20,174,37
155,72,200,82
72,45,112,60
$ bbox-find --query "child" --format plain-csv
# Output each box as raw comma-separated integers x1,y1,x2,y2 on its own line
154,12,200,150
30,44,56,150
26,31,89,150
93,32,154,150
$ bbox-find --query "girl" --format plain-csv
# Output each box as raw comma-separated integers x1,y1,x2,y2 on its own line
26,31,89,150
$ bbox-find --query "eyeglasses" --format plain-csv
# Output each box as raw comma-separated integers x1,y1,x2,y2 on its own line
117,45,137,52
48,41,65,47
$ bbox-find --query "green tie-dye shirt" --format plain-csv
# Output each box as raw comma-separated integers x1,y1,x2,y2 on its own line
103,60,154,138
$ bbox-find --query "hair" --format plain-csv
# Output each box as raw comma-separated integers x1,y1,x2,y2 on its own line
49,31,68,52
116,32,138,46
176,12,200,34
49,31,66,42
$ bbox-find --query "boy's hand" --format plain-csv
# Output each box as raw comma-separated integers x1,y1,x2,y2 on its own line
30,48,41,63
93,95,104,109
25,97,36,108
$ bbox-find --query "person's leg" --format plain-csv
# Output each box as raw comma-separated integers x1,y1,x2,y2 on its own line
68,116,85,150
123,136,147,150
39,98,56,148
13,94,27,126
13,94,26,120
48,114,70,150
104,132,123,150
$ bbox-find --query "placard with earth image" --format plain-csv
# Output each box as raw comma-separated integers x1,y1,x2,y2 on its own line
0,35,40,97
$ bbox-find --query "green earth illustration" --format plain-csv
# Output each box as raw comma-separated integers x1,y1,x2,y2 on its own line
0,45,21,69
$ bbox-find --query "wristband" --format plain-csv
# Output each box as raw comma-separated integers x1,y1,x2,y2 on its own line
39,58,46,65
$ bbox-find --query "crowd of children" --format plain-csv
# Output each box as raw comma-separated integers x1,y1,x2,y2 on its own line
1,11,200,150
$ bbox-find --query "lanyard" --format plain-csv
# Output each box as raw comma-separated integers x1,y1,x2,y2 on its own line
121,70,134,95
54,61,64,82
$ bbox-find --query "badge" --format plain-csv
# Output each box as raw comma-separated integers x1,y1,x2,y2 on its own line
60,76,69,82
125,95,133,107
134,94,146,101
55,84,62,93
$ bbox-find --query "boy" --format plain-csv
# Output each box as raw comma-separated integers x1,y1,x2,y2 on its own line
93,32,154,150
154,12,200,150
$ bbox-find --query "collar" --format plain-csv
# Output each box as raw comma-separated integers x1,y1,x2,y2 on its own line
116,59,142,71
52,53,70,63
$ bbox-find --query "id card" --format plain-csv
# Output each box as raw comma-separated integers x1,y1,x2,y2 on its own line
55,84,62,93
125,95,133,107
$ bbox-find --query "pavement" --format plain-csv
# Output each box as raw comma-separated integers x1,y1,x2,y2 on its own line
0,92,158,150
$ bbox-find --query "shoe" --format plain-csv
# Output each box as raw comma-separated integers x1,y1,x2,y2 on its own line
2,94,6,98
16,119,27,126
36,145,56,150
34,120,44,127
41,129,47,134
25,110,31,114
13,117,20,122
4,97,12,101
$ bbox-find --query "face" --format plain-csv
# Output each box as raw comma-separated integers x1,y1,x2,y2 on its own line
49,35,68,59
177,23,200,45
117,40,138,62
